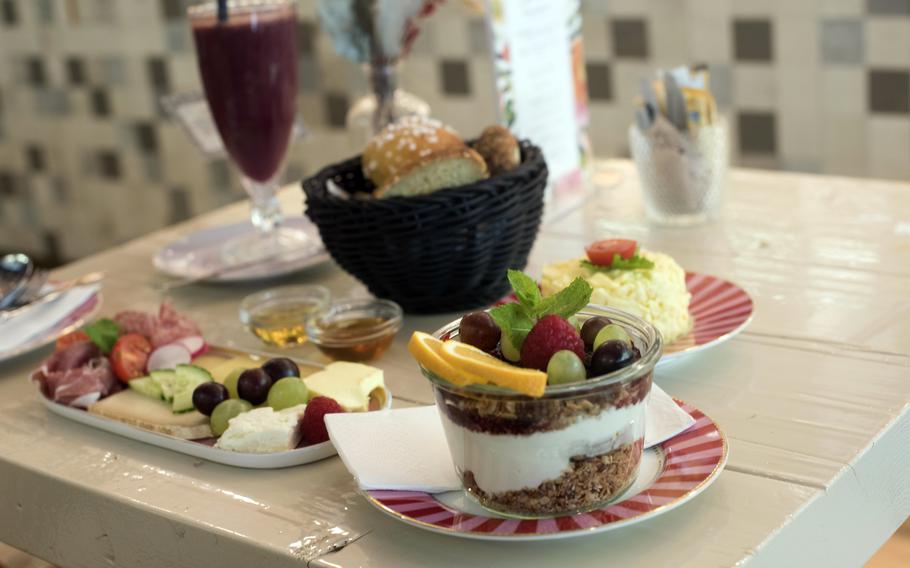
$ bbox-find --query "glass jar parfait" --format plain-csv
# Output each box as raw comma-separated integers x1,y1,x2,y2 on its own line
420,305,662,518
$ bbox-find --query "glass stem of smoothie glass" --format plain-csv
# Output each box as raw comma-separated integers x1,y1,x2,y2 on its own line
244,176,282,236
370,61,397,133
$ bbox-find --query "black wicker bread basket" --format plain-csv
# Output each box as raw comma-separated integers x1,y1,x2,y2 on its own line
302,140,548,313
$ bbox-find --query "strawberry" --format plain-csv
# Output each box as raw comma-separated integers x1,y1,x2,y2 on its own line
299,396,345,446
520,315,585,371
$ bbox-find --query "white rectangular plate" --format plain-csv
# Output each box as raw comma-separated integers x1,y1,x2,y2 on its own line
36,346,393,469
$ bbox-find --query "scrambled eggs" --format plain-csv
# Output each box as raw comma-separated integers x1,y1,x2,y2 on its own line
541,250,692,343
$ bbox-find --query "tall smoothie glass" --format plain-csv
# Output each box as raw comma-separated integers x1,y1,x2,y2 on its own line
189,0,307,263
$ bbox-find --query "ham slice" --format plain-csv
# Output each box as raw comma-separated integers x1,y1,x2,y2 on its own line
114,302,201,348
33,355,120,408
45,341,102,373
151,302,201,347
114,310,157,339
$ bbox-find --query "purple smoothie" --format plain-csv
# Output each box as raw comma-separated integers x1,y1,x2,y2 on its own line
192,4,298,182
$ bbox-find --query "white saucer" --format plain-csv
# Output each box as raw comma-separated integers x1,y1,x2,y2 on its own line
0,287,101,363
153,217,331,282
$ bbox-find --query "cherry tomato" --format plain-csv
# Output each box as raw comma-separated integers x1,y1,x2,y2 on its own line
585,239,637,266
111,333,152,383
55,330,90,351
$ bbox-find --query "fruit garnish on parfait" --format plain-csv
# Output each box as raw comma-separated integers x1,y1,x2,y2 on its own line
409,269,647,397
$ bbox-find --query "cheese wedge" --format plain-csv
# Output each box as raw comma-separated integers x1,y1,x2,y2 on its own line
303,362,385,412
88,389,212,439
193,353,261,384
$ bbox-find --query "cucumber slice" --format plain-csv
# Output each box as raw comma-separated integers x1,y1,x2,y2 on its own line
171,386,197,413
170,364,214,413
129,376,164,400
176,364,214,385
150,370,178,400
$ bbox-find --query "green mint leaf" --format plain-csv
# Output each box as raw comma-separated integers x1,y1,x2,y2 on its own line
533,277,592,319
507,269,541,308
489,302,535,349
580,253,654,272
82,318,121,354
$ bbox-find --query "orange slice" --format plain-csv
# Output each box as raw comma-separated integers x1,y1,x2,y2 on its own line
408,332,482,386
438,341,547,398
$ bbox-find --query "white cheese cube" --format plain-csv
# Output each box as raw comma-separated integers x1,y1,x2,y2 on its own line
215,404,307,453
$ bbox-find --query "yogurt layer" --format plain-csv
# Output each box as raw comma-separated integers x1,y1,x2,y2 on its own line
440,400,646,494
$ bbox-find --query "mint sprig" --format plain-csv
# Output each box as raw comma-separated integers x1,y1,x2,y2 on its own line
489,302,535,350
490,270,592,350
506,269,541,308
580,251,654,272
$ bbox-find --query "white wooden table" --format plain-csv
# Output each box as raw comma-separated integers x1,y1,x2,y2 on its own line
0,160,907,567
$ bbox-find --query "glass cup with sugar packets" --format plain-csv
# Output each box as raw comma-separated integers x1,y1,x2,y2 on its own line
629,116,728,226
306,298,403,362
239,285,331,347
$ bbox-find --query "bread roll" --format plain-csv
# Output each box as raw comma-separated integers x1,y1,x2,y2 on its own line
473,125,521,175
363,116,488,198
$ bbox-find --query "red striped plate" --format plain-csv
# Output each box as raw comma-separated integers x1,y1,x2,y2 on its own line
364,400,726,540
661,272,753,363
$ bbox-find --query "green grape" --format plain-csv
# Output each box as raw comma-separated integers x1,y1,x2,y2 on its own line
567,315,581,331
210,398,253,436
266,377,309,411
223,367,245,399
593,324,631,351
500,333,521,362
546,350,586,385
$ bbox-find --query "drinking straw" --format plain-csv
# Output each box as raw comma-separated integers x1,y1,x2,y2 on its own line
217,0,228,22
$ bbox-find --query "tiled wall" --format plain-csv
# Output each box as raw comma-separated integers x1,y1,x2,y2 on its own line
1,0,908,265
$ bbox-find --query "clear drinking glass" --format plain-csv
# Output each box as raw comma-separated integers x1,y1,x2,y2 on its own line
629,117,728,226
189,1,308,263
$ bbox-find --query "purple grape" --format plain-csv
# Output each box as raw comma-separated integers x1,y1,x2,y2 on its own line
459,311,502,352
590,339,635,377
192,382,229,416
261,357,300,381
580,316,612,351
237,368,272,405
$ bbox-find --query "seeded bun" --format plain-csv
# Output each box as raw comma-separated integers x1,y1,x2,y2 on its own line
363,116,489,198
473,125,521,176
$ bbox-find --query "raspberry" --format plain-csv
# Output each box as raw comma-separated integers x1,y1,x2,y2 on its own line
299,396,345,446
520,315,585,371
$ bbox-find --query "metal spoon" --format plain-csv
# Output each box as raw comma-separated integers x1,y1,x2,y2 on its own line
0,253,34,309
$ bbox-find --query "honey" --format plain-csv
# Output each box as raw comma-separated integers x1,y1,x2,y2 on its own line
313,316,396,361
246,300,324,347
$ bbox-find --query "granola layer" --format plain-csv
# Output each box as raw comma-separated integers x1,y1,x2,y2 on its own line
435,372,652,435
463,441,643,517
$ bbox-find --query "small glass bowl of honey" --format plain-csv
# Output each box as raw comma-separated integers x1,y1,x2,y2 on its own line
239,285,331,347
306,298,403,362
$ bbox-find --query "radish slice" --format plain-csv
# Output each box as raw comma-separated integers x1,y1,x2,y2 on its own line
147,343,192,372
175,335,206,357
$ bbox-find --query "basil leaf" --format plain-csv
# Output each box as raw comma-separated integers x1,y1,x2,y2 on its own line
82,318,121,354
580,253,654,272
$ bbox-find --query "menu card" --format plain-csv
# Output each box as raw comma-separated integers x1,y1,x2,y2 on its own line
487,0,591,194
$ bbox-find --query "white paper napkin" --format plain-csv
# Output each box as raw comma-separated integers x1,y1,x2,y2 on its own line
0,285,100,354
326,384,695,493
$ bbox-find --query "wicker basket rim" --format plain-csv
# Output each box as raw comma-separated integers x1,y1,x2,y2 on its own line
302,139,546,209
